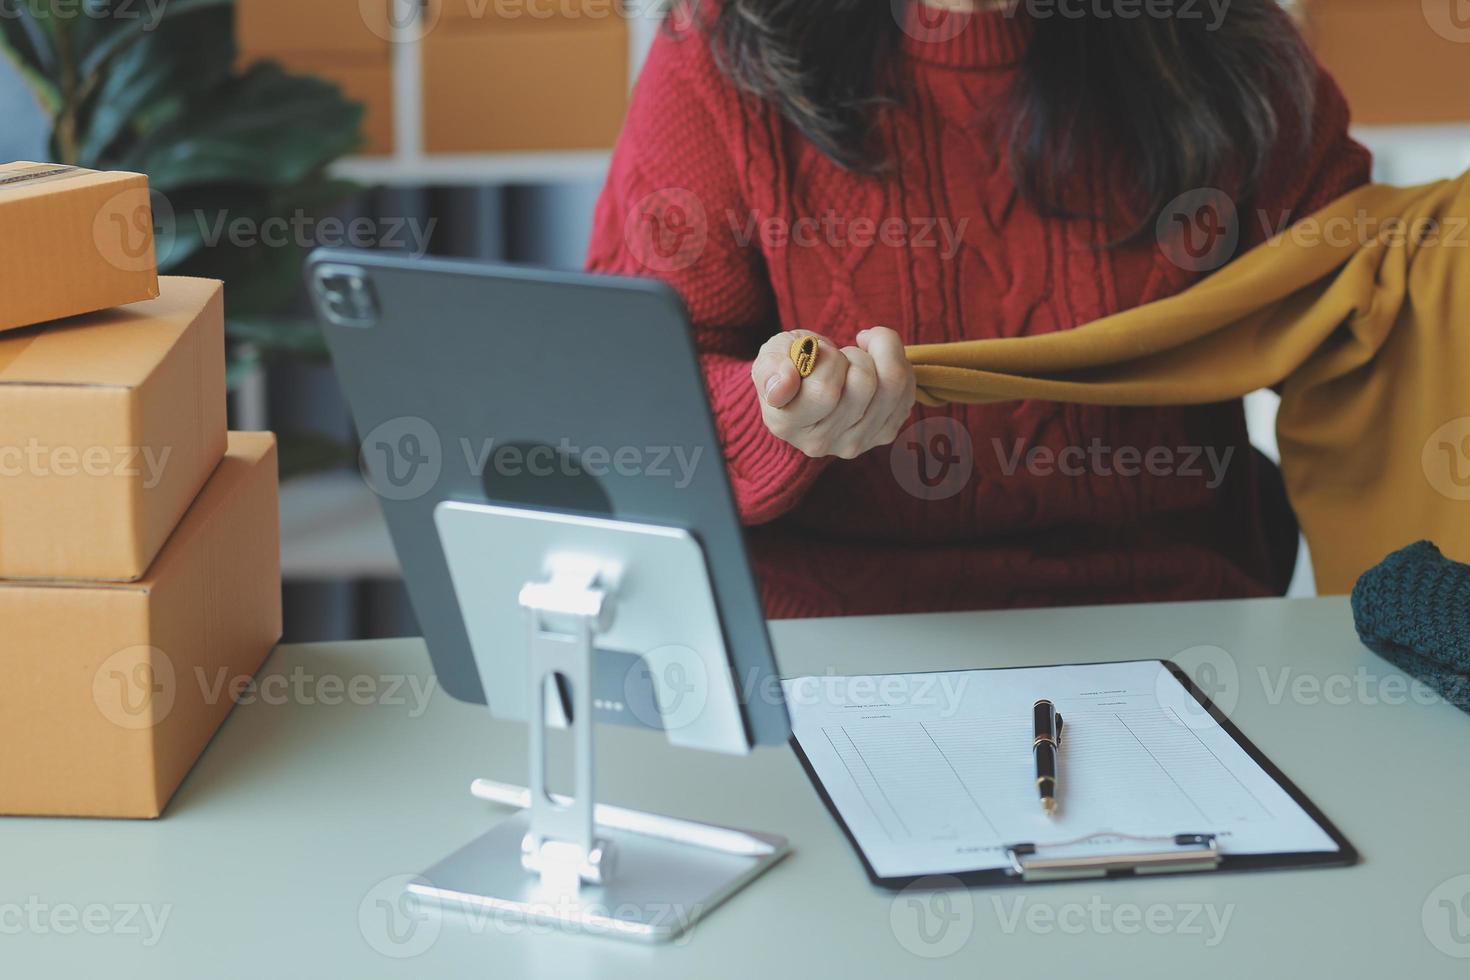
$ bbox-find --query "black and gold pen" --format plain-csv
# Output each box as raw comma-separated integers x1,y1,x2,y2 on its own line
1033,699,1064,816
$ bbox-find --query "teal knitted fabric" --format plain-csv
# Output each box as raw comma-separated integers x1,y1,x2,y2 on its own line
1350,541,1470,712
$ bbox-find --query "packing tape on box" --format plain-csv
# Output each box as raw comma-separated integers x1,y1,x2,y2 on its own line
0,164,86,191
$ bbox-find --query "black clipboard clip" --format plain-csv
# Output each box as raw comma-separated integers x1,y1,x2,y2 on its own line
1004,832,1220,882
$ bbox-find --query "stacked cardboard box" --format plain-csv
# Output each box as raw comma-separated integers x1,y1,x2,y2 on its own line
0,163,159,331
1305,0,1470,125
236,0,395,155
0,163,282,818
233,0,631,157
423,0,630,153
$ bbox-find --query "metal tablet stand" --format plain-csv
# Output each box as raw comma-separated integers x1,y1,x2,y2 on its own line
407,502,789,943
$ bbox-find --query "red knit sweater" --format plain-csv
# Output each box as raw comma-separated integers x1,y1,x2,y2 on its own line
586,9,1371,619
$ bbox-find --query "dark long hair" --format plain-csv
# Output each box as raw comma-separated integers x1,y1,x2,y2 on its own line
703,0,1316,238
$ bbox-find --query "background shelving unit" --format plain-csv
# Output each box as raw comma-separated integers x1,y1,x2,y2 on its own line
326,0,660,187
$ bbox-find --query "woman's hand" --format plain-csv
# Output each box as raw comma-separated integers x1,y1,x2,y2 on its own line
751,327,917,459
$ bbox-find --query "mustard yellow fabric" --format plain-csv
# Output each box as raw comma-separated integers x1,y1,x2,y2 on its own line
907,174,1470,594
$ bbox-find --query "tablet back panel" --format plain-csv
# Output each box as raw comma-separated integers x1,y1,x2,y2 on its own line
308,249,788,747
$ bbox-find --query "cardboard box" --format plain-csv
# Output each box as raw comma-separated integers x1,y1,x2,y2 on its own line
0,432,282,818
236,0,391,55
422,20,629,152
1305,0,1470,125
439,0,624,27
0,277,227,581
242,50,395,156
0,163,161,334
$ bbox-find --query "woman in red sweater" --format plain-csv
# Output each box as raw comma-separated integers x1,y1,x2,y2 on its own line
586,0,1371,619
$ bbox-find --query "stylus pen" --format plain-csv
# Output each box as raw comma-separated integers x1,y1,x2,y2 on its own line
1034,700,1064,817
470,779,777,857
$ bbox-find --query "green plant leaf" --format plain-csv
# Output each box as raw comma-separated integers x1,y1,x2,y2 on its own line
0,4,62,113
212,235,312,314
76,5,235,165
160,176,360,312
73,0,233,80
0,0,59,77
117,63,365,190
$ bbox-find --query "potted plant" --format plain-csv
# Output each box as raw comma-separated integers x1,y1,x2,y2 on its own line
1,0,366,469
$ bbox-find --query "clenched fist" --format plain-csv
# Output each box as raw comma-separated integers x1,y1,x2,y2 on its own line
750,327,917,459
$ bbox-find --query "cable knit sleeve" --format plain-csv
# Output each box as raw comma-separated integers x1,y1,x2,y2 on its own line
1245,59,1373,247
585,24,833,525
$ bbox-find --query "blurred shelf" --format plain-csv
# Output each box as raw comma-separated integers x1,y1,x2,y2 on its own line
332,151,611,187
312,0,657,189
326,126,1470,190
279,470,400,581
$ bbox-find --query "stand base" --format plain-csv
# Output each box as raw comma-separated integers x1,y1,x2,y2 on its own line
409,812,789,943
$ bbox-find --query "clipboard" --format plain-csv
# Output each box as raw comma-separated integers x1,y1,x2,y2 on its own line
788,659,1358,890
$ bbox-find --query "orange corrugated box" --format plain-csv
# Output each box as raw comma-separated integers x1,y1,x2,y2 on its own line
0,162,160,334
1305,0,1470,125
236,0,391,55
438,0,625,25
422,15,629,152
0,432,282,818
0,277,226,581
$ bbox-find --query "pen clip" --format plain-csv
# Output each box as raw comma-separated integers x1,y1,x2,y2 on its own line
1055,712,1064,746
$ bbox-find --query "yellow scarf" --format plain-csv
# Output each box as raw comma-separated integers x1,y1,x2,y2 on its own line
907,174,1470,594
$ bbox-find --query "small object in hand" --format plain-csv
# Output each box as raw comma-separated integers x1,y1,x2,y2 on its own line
790,335,819,377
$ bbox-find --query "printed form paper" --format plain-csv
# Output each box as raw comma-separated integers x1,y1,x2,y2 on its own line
785,660,1337,879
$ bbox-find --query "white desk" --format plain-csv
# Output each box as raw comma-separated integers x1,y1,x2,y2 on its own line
4,597,1467,977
